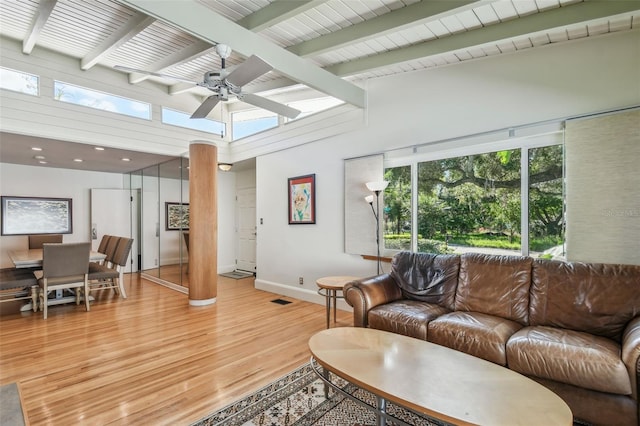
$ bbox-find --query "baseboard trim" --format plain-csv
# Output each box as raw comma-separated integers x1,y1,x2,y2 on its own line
189,297,217,306
255,279,352,311
141,273,188,294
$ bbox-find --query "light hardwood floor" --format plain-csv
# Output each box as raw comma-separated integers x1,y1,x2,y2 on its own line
0,274,352,425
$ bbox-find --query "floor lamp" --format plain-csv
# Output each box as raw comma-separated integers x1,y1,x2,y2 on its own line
365,181,389,275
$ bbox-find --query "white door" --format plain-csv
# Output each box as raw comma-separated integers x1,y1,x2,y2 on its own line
90,188,137,272
236,188,256,273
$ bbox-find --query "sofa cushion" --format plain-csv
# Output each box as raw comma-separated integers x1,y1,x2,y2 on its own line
455,253,532,325
530,259,640,342
390,251,460,311
507,326,631,395
368,300,450,341
428,311,523,366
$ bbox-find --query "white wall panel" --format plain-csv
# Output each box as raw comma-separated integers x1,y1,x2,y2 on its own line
566,109,640,265
344,155,384,255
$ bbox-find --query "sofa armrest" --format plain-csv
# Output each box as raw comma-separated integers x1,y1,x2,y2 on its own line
622,316,640,401
343,274,403,328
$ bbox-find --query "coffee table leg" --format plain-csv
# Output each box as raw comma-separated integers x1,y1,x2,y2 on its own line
376,396,387,426
322,367,330,399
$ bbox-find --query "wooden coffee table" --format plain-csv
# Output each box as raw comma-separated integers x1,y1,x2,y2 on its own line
309,327,572,426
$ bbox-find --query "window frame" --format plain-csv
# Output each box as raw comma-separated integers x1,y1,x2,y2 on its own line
383,127,564,257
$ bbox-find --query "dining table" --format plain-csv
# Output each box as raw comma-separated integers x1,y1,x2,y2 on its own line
8,248,106,311
9,248,106,269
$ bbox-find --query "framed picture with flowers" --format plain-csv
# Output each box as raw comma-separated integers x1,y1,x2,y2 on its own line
288,174,315,224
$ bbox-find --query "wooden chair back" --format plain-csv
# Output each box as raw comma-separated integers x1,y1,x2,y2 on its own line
28,234,63,249
112,237,133,268
42,242,90,280
97,235,112,254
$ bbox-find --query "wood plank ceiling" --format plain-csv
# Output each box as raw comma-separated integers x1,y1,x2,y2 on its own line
1,0,638,108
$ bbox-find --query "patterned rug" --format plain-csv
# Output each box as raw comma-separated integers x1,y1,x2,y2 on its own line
191,362,444,426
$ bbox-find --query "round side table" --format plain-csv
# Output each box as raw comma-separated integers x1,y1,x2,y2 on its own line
316,276,360,328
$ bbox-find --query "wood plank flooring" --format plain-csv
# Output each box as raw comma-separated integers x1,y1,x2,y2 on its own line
0,274,352,425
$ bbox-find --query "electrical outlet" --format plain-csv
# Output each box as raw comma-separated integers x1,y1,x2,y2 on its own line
299,277,304,285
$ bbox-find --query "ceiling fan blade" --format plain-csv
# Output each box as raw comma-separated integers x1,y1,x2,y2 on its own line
114,65,197,85
190,95,221,119
225,55,273,87
239,93,301,119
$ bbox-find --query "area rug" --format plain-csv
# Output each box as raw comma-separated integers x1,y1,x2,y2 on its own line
219,271,255,280
0,382,26,426
191,362,444,426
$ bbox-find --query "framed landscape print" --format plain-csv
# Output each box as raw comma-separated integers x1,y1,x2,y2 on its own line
165,202,190,231
1,196,73,235
288,174,316,224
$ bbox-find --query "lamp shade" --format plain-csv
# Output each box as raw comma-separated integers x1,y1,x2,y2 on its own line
218,163,233,171
366,181,389,192
364,195,374,204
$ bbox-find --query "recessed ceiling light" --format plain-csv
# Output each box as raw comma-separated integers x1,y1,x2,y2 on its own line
32,147,42,151
94,147,104,151
39,161,48,164
73,158,83,162
34,155,45,160
121,158,131,162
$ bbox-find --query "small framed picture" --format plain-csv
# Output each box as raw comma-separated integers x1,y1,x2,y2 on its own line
288,174,316,224
165,202,189,231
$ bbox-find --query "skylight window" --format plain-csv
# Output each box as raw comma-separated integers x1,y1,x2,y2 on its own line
0,67,38,95
53,81,150,120
162,107,225,136
286,97,344,121
232,109,278,140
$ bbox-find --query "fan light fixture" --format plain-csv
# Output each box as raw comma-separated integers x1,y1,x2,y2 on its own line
218,163,233,172
215,44,232,59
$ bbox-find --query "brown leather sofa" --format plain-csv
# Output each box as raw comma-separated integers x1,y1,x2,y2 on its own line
344,251,640,426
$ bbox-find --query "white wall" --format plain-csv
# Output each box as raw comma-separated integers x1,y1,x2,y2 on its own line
255,30,640,302
0,163,123,268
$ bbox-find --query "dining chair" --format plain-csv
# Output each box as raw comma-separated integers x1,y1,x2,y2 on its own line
0,268,38,311
35,242,91,319
88,237,133,299
28,234,63,249
96,235,112,258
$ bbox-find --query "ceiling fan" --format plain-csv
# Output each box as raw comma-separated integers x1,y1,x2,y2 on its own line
115,44,301,120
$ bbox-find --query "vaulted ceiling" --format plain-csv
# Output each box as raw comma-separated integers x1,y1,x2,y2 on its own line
0,0,639,172
3,0,639,107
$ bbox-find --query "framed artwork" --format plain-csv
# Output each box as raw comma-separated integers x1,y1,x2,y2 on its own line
165,202,190,231
288,174,316,224
1,196,73,236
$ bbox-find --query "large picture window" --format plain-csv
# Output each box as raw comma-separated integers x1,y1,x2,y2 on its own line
417,150,521,256
528,144,564,256
383,166,411,251
382,141,564,259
